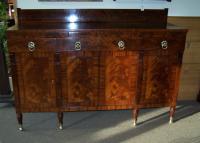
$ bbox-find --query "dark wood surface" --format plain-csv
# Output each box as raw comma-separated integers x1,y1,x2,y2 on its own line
197,89,200,102
0,41,12,100
7,9,187,129
17,8,168,29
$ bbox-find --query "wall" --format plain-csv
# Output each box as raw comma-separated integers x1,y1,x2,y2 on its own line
16,0,200,16
168,17,200,100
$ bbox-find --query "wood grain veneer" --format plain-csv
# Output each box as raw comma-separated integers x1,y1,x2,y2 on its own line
7,9,187,130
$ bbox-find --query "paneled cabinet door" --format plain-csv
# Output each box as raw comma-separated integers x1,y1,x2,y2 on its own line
99,51,139,106
60,51,99,107
138,52,179,107
18,52,57,110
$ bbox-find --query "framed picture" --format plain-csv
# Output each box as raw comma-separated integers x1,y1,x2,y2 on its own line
38,0,102,1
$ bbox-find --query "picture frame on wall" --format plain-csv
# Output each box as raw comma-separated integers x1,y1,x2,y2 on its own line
38,0,103,1
38,0,171,2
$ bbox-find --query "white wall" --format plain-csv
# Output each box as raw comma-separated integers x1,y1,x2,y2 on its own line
16,0,200,16
169,0,200,16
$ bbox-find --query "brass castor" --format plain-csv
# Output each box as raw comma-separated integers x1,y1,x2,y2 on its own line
59,124,63,130
18,124,23,131
169,117,173,124
133,119,137,127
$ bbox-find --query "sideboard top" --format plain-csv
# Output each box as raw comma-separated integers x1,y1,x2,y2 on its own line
8,8,187,32
8,23,187,31
17,8,169,29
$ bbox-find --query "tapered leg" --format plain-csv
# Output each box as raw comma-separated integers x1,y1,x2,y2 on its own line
17,113,23,131
169,106,175,124
133,109,139,127
57,112,64,130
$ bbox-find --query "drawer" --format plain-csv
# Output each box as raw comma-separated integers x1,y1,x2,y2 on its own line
8,38,56,53
56,37,100,52
99,32,140,51
68,31,140,51
141,32,186,53
58,31,102,51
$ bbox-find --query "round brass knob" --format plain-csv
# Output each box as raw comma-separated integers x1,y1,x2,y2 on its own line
75,41,81,51
118,40,125,50
27,41,36,52
161,40,168,50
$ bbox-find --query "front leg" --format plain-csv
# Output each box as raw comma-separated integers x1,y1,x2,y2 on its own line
133,109,139,127
17,112,23,131
169,106,175,124
57,112,64,130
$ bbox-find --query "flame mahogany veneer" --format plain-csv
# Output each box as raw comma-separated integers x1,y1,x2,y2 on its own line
7,9,187,130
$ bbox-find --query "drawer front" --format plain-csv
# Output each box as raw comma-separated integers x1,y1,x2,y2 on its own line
56,37,100,52
57,31,101,51
67,31,140,51
8,38,56,53
99,32,140,51
141,32,186,53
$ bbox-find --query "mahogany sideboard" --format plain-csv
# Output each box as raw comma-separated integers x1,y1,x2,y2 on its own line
7,9,187,131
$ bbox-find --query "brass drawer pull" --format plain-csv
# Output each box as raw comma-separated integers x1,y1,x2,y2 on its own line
118,40,125,50
161,40,168,50
27,41,36,52
75,41,81,51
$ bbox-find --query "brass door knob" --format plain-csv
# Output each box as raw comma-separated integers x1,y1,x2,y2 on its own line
75,41,81,50
27,41,36,52
118,40,125,50
161,40,168,50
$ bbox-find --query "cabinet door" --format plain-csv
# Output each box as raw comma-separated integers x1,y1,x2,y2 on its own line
61,51,99,107
138,53,178,107
18,52,57,110
100,51,139,106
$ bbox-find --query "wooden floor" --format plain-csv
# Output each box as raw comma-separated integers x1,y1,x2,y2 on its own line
168,17,200,100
